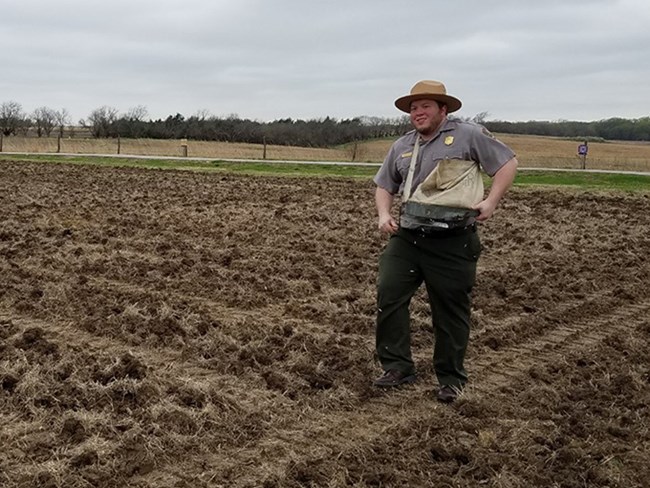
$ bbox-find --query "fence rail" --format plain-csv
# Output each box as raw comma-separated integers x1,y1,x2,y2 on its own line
2,135,650,172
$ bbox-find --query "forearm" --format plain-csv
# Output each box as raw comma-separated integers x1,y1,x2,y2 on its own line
375,186,398,234
486,157,518,205
375,186,395,218
474,157,518,221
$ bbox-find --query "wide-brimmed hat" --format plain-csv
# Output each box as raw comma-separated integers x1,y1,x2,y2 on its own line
394,80,462,113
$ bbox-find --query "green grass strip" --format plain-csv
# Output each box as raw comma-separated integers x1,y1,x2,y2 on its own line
513,170,650,191
2,153,649,191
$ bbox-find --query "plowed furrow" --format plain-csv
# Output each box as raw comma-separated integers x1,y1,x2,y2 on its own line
472,299,650,389
3,291,646,486
203,298,650,485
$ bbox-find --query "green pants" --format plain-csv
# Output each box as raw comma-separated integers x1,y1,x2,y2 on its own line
376,227,481,387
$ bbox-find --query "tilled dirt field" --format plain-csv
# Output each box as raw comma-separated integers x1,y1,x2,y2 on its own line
1,160,649,488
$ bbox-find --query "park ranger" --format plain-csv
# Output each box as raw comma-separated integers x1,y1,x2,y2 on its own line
372,80,518,402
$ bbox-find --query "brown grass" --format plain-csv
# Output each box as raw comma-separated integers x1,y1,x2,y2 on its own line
357,135,650,172
3,133,650,171
498,134,650,172
1,137,350,162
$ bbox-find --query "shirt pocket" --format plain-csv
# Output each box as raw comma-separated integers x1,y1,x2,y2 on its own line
432,148,472,165
395,152,413,180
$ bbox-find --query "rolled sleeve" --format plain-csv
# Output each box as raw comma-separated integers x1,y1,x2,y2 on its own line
373,143,403,194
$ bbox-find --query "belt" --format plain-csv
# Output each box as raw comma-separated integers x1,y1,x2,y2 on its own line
402,223,477,238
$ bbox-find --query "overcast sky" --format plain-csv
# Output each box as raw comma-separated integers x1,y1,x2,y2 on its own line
2,0,650,124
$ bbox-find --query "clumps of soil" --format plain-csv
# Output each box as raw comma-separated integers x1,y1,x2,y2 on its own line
117,434,156,476
69,449,99,468
93,353,147,384
1,373,20,392
167,384,206,409
60,416,88,444
13,327,59,357
1,161,649,487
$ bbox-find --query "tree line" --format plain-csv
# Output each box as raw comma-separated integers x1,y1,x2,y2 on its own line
0,102,71,138
0,101,411,147
105,110,413,147
2,101,649,147
484,117,650,142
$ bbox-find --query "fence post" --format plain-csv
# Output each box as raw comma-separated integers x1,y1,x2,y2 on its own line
0,134,3,152
181,138,188,157
57,136,61,153
117,136,121,155
263,136,267,160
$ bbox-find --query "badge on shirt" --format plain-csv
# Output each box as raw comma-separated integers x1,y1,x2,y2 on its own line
444,136,454,146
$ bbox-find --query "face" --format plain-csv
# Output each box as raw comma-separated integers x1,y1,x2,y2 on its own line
409,99,447,138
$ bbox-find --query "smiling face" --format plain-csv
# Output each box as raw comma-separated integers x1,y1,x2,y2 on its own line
409,98,447,139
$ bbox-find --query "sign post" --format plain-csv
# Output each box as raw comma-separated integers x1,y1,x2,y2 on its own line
577,141,588,169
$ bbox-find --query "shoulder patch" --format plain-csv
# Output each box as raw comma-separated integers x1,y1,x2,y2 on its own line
481,126,495,139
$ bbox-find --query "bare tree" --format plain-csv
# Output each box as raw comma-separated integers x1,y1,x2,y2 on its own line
54,108,70,137
86,106,119,138
115,105,150,138
0,101,27,136
472,111,491,124
193,109,212,122
32,107,58,137
125,105,148,122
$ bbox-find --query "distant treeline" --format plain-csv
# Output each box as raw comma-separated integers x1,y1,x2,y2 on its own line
2,100,649,146
95,113,650,146
484,117,650,142
0,101,412,148
110,114,413,147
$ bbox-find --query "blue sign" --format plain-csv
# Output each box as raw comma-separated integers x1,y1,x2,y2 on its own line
578,144,588,155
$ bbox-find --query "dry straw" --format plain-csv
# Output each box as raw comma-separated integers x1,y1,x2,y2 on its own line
2,134,650,171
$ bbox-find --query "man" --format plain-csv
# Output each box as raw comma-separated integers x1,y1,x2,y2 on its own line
373,80,518,403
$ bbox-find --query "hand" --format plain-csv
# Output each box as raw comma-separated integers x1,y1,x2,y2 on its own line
472,199,498,222
378,214,398,234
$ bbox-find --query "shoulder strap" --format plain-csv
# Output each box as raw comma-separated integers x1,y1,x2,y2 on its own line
402,136,420,202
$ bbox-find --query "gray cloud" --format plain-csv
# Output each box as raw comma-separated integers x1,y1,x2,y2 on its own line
2,0,649,123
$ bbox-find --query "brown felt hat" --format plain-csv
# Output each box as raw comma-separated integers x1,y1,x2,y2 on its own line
394,80,462,114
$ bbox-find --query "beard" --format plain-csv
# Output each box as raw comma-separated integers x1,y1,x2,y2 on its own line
413,115,445,138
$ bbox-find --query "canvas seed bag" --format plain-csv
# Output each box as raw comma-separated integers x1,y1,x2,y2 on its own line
409,159,483,208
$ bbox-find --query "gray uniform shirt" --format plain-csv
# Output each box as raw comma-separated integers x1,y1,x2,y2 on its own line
374,118,515,198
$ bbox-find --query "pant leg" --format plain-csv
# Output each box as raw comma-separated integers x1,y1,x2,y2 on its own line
420,230,481,387
376,233,423,375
